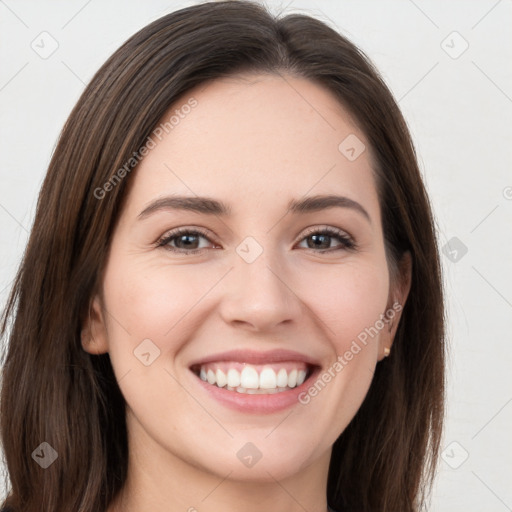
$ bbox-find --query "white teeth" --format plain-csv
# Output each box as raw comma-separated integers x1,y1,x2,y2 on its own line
206,369,216,385
227,368,241,388
196,364,311,393
276,368,288,388
234,386,288,394
215,369,227,388
259,367,277,389
296,369,307,386
240,366,259,389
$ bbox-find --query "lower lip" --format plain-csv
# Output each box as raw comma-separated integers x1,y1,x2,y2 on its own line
189,367,321,414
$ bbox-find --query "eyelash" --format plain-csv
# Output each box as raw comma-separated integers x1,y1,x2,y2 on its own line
156,226,357,255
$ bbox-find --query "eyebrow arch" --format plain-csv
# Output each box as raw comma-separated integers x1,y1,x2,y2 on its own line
138,194,371,224
138,196,232,219
287,194,371,224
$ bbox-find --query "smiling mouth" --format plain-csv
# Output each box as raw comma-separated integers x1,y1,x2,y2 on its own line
189,361,317,394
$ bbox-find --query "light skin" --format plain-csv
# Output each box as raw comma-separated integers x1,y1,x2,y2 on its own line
82,73,412,512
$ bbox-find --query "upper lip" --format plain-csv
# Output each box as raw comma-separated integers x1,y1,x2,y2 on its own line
188,348,321,368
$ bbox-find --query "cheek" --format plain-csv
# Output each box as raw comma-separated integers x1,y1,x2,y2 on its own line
103,256,215,343
296,259,390,349
99,257,201,419
291,264,388,434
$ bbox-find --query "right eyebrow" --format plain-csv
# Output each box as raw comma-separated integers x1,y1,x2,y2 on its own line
138,196,232,220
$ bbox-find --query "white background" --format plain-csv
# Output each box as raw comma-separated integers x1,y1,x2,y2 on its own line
0,1,511,510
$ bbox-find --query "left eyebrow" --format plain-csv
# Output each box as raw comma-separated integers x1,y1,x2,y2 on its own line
287,194,371,224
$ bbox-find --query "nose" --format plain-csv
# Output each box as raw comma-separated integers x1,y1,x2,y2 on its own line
218,246,303,332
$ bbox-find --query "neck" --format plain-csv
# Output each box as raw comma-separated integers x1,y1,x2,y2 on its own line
108,413,331,512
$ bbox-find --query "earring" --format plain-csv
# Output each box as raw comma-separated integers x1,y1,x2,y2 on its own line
383,346,391,357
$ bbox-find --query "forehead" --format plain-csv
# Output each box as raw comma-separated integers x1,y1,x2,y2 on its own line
124,73,379,220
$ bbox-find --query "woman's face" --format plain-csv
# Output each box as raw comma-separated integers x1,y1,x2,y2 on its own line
84,73,409,483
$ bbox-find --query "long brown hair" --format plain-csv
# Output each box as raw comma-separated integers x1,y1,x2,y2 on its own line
0,1,445,510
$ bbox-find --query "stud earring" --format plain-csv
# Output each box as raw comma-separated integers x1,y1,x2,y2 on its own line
383,346,391,357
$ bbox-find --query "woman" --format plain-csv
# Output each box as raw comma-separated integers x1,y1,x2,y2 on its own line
0,1,445,511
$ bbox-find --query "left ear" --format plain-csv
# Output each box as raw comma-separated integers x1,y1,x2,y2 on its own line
378,250,412,361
